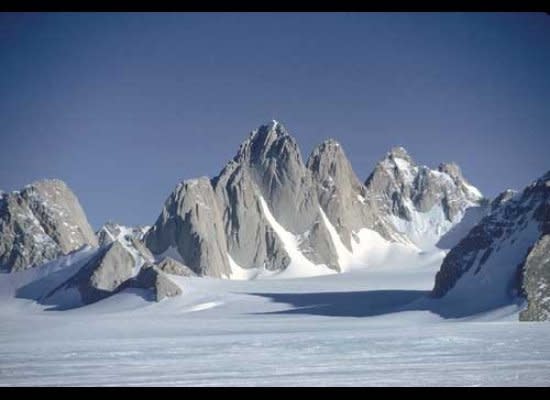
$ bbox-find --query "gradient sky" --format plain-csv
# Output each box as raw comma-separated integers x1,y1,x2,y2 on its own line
1,12,549,229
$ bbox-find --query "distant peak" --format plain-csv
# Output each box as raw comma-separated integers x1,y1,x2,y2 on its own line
386,146,413,163
258,119,287,137
321,138,341,147
309,138,343,158
26,178,68,189
232,120,297,165
438,162,463,180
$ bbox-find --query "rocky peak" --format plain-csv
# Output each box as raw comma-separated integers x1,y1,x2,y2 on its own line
0,179,98,271
438,162,463,182
387,146,414,164
307,139,348,177
365,147,486,249
234,120,296,165
146,121,342,276
431,170,550,320
145,176,231,278
307,139,398,249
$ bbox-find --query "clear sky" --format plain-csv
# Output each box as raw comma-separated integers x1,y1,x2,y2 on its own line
1,12,549,229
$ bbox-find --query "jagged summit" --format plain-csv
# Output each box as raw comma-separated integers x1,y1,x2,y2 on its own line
365,146,486,250
306,139,346,171
234,120,297,166
387,146,413,163
320,138,341,146
145,122,486,277
96,221,150,247
2,122,487,284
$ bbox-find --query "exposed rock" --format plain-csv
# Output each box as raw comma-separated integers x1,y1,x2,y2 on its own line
145,122,487,277
46,241,136,305
146,121,337,275
220,121,335,270
364,147,486,249
212,158,290,271
307,139,399,249
145,177,231,278
0,179,98,272
519,235,550,321
133,264,182,301
432,171,550,321
155,257,196,277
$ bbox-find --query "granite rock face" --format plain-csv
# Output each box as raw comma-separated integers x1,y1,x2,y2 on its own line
145,177,232,278
155,257,196,277
44,237,184,306
146,121,340,275
46,241,136,305
212,155,291,272
133,264,182,302
145,122,487,277
307,139,400,250
0,179,98,272
432,171,550,321
519,234,550,321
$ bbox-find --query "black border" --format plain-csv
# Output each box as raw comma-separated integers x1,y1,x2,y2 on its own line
1,1,550,12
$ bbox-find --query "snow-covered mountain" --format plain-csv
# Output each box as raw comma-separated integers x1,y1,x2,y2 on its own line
364,147,488,250
8,120,548,319
432,171,550,321
43,241,182,308
0,180,199,307
37,221,191,308
39,219,195,308
145,121,483,278
0,179,98,272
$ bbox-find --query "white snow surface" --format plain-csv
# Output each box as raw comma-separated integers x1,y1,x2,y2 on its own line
226,197,428,280
1,242,549,386
389,201,456,251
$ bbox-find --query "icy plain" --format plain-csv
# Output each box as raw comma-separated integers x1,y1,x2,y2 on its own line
0,249,549,387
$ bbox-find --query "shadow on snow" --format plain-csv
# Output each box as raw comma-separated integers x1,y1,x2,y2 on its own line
249,289,520,319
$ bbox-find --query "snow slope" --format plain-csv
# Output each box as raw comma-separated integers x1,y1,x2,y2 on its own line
226,196,430,280
1,247,549,386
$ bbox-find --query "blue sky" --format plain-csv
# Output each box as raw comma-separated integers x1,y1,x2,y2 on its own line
1,12,549,229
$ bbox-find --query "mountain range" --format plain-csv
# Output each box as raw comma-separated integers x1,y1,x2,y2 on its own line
0,121,548,320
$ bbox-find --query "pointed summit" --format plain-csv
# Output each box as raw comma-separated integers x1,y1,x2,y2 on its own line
307,139,395,249
387,146,414,163
307,139,350,179
234,120,295,165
